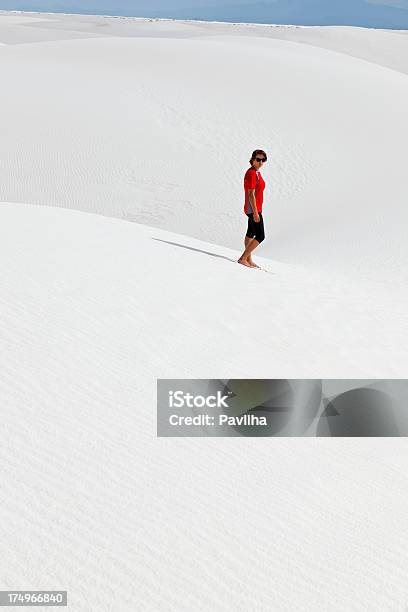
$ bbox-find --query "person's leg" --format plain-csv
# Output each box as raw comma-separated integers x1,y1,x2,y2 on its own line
238,214,256,266
244,236,258,267
239,238,260,262
238,214,264,267
251,214,264,267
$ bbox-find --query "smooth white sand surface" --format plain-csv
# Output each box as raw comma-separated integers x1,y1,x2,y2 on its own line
1,12,408,611
1,202,408,611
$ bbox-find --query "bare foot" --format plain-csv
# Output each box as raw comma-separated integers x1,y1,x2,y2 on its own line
237,257,253,268
248,259,260,268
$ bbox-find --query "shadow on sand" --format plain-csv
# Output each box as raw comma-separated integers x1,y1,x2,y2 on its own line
151,237,273,273
152,238,238,264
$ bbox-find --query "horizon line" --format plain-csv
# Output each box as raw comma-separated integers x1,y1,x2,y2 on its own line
1,9,406,32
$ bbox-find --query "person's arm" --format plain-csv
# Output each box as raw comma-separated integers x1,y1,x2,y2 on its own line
248,189,260,222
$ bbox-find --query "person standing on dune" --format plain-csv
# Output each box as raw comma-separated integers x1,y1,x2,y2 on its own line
238,149,267,268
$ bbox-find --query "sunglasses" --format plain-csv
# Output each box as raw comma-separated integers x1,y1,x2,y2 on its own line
255,157,267,162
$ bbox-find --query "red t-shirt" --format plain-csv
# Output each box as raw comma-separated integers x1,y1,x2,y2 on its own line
244,167,265,214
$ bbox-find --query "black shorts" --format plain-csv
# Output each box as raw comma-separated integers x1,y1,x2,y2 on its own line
246,212,265,243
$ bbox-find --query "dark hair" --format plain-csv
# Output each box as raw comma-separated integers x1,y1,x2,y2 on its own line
249,149,267,166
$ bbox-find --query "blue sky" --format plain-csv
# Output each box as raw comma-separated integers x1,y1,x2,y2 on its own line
1,0,408,28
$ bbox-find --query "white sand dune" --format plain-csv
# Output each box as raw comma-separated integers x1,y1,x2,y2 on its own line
1,201,408,611
1,12,408,611
0,13,407,283
2,12,408,73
